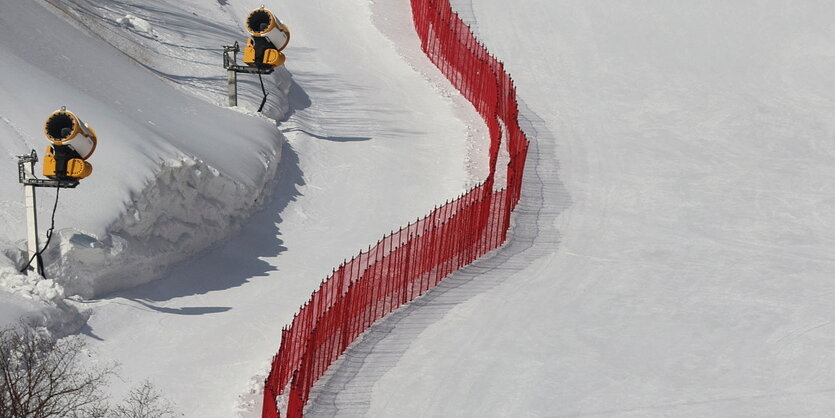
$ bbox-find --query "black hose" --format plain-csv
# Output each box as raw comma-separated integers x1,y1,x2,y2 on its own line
258,72,269,113
19,188,60,278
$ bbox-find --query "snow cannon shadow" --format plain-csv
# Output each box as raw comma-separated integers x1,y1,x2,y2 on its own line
276,65,312,123
130,299,232,315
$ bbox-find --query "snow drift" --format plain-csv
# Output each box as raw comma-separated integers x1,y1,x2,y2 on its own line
0,0,289,306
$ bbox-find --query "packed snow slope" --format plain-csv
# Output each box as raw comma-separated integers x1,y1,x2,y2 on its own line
44,0,481,416
308,1,835,416
0,0,289,307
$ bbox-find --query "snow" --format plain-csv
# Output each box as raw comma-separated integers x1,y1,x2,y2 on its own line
2,0,480,416
116,15,155,36
2,0,833,416
0,0,287,307
308,0,835,416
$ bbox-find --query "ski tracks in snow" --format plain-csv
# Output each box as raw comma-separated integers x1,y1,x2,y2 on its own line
305,96,571,415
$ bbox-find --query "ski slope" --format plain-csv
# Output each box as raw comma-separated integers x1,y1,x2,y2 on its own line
0,0,485,415
42,0,483,417
308,1,835,416
3,0,835,416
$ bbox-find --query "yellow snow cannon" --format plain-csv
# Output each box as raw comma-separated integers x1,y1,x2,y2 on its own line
42,109,97,180
243,7,290,69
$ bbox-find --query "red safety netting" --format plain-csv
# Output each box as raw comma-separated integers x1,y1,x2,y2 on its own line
262,0,529,416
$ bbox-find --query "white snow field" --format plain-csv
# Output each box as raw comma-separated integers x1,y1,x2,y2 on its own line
306,1,835,417
1,0,483,416
3,0,835,416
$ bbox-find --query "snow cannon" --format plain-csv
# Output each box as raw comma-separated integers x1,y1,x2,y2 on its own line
42,109,97,180
243,7,289,69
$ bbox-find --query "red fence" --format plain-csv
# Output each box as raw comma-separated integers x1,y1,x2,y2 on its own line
262,0,529,416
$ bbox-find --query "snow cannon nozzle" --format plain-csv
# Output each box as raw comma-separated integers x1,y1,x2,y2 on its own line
244,8,289,51
241,7,289,70
42,109,97,181
43,109,97,160
246,8,276,37
45,111,76,142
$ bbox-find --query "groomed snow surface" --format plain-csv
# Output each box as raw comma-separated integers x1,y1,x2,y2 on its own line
308,1,835,416
1,0,480,416
1,0,834,417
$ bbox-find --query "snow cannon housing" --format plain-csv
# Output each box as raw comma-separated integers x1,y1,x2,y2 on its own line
42,109,96,180
243,8,289,69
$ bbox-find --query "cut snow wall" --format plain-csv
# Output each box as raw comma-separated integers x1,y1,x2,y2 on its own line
43,150,281,298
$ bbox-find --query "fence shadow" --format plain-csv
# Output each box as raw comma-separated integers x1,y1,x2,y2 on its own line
304,98,570,416
261,1,546,416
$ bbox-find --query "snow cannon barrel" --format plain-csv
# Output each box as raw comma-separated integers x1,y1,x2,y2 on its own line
44,109,97,159
243,7,289,69
245,8,290,50
42,109,97,180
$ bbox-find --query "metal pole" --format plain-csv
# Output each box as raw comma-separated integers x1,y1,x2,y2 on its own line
224,44,238,107
23,158,39,273
228,69,237,107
